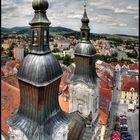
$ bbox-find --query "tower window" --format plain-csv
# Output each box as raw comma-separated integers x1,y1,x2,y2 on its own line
44,30,47,45
33,30,38,47
82,32,85,38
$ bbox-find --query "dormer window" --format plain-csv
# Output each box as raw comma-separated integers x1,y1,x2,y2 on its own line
130,88,134,91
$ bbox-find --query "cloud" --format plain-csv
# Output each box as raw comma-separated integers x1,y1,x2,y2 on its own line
114,8,128,14
126,6,138,11
133,15,139,20
1,0,139,36
108,22,127,27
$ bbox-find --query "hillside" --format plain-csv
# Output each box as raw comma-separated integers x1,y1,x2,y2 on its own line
1,26,139,41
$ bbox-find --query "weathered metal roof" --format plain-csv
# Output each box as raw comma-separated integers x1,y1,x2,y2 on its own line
17,53,62,87
7,111,86,140
75,41,96,56
30,0,50,25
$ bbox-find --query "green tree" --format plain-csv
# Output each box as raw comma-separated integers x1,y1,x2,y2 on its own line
54,43,58,48
63,55,74,66
1,46,4,52
7,50,13,58
9,44,14,50
52,48,60,53
54,54,63,60
114,123,120,131
24,49,29,57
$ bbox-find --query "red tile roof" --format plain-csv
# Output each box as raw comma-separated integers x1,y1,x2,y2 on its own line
128,63,139,70
100,88,112,101
1,76,69,135
121,75,139,92
59,95,69,112
100,70,113,81
5,60,20,69
98,109,108,125
3,75,19,88
1,81,20,135
99,79,112,89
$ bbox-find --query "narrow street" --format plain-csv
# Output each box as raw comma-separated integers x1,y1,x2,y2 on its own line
127,110,139,140
104,70,120,139
104,69,139,140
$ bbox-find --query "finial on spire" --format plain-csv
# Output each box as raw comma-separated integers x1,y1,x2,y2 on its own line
84,0,86,12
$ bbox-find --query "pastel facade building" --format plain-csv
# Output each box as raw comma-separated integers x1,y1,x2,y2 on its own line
120,76,139,106
13,47,24,62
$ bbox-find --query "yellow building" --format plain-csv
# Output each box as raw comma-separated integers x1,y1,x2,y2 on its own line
120,76,139,106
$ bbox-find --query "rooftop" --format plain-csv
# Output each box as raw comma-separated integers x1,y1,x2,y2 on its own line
98,109,108,125
121,75,139,92
1,76,69,135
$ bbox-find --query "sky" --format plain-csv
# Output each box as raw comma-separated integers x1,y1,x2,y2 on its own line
2,0,139,36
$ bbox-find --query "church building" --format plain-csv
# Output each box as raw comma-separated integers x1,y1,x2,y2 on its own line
69,0,100,125
6,0,100,140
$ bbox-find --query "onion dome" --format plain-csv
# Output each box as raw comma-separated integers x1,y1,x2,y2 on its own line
81,1,89,23
32,0,49,11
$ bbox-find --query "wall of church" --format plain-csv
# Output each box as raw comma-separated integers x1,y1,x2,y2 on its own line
69,82,99,121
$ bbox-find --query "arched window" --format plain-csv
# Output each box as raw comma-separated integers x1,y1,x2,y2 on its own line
32,30,38,47
82,32,85,38
78,104,83,114
44,30,47,45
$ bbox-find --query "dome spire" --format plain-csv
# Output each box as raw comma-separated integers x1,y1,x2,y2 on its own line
80,0,90,41
84,0,86,13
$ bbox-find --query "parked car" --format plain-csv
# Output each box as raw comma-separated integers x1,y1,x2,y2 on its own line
122,133,132,140
120,115,127,118
120,119,127,124
120,124,128,128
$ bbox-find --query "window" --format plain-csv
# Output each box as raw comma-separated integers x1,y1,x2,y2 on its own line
32,30,38,46
78,104,83,114
44,30,47,45
130,101,133,104
82,32,85,38
130,88,134,91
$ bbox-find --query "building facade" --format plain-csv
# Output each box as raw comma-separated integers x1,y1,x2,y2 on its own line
120,76,139,106
69,1,100,137
13,47,24,62
6,0,98,140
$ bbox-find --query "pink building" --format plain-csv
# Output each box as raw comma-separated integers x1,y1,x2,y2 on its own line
13,47,24,62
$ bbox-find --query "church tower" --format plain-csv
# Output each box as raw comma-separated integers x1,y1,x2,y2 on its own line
7,0,87,140
69,0,99,124
7,0,99,140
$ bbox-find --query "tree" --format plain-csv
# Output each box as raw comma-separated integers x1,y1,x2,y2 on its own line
54,43,58,48
1,46,4,52
54,54,63,60
24,49,29,57
52,48,60,53
114,123,120,131
7,50,13,58
63,55,74,66
9,44,14,50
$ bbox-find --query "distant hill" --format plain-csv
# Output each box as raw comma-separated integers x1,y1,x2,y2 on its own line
1,26,138,41
1,26,75,34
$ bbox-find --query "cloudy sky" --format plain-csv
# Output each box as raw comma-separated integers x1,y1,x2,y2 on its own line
2,0,139,36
